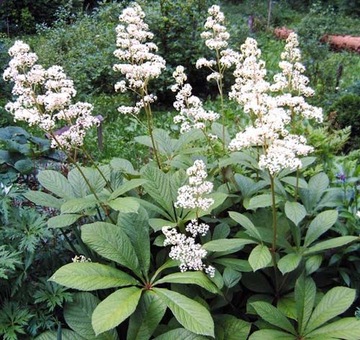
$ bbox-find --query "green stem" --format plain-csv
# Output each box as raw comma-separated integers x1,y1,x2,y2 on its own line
270,174,280,295
295,168,300,201
144,101,162,169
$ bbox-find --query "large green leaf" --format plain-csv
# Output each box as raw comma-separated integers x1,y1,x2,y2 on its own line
68,167,90,197
38,170,75,199
212,258,252,272
280,176,308,189
295,275,316,334
50,263,139,290
249,329,295,340
303,236,358,255
304,210,338,247
141,165,175,219
47,214,82,228
304,287,356,334
153,288,214,337
306,317,360,339
223,268,242,288
251,301,296,334
229,211,262,241
149,218,177,232
153,328,208,340
23,190,63,209
154,271,219,294
305,255,322,275
81,222,141,277
234,174,268,198
299,172,329,212
127,290,166,340
248,244,272,272
69,166,110,197
110,158,139,176
92,287,142,336
61,196,98,214
64,292,118,340
246,194,274,210
203,238,256,253
109,179,147,200
117,207,150,276
108,197,140,213
214,314,251,340
278,253,302,275
284,202,306,227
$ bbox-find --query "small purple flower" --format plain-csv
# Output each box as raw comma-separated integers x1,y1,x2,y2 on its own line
336,172,346,183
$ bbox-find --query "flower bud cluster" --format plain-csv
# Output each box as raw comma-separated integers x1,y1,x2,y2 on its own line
172,66,219,134
175,159,214,211
162,226,215,277
113,3,165,114
3,41,100,150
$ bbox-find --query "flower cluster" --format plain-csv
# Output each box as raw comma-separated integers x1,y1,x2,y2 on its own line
271,33,323,123
228,36,316,175
162,226,215,277
172,66,219,134
3,40,100,150
196,5,238,84
258,135,313,175
113,3,165,115
175,159,214,211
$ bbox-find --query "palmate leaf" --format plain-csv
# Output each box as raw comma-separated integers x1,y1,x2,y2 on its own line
127,290,166,340
92,287,142,336
251,301,297,335
154,271,219,294
81,222,141,277
304,286,356,334
49,263,139,291
153,288,214,337
64,292,118,340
